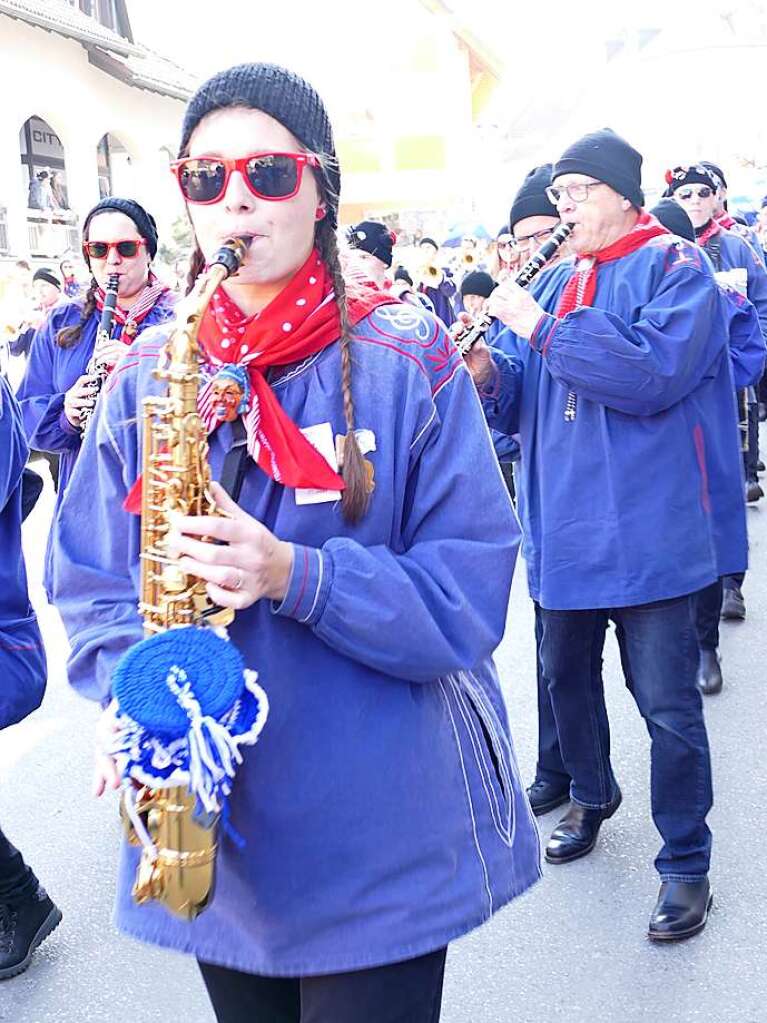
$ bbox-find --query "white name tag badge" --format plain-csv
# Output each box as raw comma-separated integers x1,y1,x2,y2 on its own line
295,422,342,505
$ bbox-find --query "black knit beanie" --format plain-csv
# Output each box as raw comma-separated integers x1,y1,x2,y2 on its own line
664,164,719,195
347,221,395,268
179,63,340,228
460,271,497,299
509,165,558,230
650,199,695,243
82,197,158,261
552,129,644,208
33,267,61,289
394,266,413,286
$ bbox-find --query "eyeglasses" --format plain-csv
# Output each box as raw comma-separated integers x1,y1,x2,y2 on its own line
170,152,321,205
83,239,146,259
497,237,513,249
675,186,714,201
546,181,607,205
514,228,555,250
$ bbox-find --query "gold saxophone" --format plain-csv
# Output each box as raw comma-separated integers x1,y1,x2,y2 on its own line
120,236,250,921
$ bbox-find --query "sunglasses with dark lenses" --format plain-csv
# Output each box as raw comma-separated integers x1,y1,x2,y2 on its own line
84,239,146,259
170,152,320,205
676,186,714,201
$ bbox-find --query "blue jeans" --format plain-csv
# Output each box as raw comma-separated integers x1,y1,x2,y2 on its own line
0,825,38,904
534,604,571,789
538,596,713,880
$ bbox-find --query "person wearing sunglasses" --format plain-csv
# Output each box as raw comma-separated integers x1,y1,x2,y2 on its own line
463,128,745,941
669,163,767,617
15,197,175,601
491,225,516,281
53,63,539,1023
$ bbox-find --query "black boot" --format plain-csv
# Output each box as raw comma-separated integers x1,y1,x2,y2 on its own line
526,778,570,817
545,787,622,864
696,649,723,696
648,878,712,941
746,479,764,503
0,886,62,980
721,587,746,621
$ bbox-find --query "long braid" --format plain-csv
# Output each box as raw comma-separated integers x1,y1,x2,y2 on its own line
56,278,98,348
315,218,370,523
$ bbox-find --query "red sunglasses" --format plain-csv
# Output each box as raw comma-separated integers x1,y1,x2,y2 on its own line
83,239,146,260
170,152,320,205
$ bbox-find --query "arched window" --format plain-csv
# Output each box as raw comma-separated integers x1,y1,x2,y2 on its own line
19,115,78,257
96,132,133,198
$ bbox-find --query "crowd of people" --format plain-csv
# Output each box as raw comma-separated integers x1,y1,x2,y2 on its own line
0,60,765,1022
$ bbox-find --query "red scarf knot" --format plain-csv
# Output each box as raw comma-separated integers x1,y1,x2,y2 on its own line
555,211,668,318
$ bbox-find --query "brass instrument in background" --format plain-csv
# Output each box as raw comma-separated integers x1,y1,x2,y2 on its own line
461,250,477,271
120,235,251,921
80,272,119,435
418,263,444,289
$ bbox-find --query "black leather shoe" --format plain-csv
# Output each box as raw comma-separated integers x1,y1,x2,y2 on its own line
648,878,712,941
721,587,746,621
526,778,570,817
545,787,622,864
746,480,764,503
758,459,766,474
0,887,62,980
696,649,723,696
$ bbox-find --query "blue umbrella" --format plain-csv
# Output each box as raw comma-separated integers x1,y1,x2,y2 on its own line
442,221,492,247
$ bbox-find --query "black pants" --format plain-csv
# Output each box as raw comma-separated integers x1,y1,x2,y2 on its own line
198,947,447,1023
0,825,38,905
692,579,722,651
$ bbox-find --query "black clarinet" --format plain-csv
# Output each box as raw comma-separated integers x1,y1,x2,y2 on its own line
80,273,120,435
455,222,574,355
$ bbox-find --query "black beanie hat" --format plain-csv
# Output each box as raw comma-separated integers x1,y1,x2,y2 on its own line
650,199,695,243
179,63,340,228
82,197,158,262
33,267,61,289
460,270,497,299
552,129,644,208
419,236,438,250
509,164,558,230
347,220,395,268
394,266,413,286
664,164,719,195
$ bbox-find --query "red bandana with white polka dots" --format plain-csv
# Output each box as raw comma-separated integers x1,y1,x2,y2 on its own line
197,247,392,491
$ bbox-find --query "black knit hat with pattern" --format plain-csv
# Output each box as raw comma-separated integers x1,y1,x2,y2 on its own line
347,220,395,267
179,63,340,228
509,164,558,230
664,164,719,195
82,197,158,261
553,128,644,208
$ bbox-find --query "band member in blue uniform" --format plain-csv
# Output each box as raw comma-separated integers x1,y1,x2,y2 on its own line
15,197,174,598
466,129,740,941
0,375,61,980
416,237,458,327
53,63,540,1022
669,164,767,620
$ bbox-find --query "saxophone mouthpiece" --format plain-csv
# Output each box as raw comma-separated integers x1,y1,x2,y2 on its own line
212,236,253,279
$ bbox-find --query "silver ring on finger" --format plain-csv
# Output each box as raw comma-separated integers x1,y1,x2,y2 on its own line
231,567,245,592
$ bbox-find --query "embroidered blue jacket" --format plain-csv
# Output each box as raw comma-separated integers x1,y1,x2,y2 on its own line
481,235,747,610
0,376,46,728
52,302,540,976
15,295,175,597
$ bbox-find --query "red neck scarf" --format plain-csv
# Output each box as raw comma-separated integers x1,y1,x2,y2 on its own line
197,248,393,491
555,212,668,317
696,218,722,246
94,271,170,340
715,211,735,230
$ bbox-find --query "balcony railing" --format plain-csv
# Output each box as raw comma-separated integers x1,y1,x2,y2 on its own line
27,210,79,258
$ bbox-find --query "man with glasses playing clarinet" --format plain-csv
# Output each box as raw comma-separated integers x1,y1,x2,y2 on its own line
16,197,175,601
464,128,743,942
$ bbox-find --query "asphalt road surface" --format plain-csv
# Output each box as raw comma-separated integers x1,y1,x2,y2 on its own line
2,451,766,1023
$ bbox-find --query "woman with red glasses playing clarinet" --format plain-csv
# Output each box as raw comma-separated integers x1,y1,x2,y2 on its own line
53,64,539,1023
16,197,174,599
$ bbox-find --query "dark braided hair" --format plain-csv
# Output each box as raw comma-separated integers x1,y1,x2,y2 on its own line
56,278,98,348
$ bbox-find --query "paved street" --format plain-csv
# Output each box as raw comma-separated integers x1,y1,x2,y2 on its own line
2,448,766,1023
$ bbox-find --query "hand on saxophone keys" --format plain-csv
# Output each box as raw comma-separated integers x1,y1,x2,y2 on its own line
165,481,294,609
486,278,545,340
